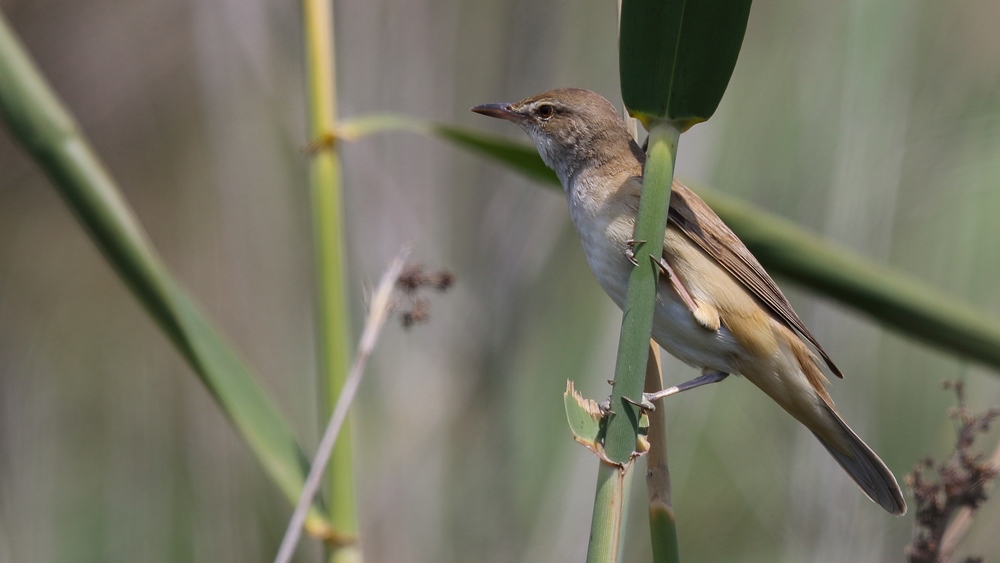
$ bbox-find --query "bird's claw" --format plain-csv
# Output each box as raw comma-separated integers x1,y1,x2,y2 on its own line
598,398,614,416
623,394,657,412
624,239,645,267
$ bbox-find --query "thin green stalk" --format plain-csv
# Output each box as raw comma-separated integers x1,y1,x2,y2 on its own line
589,464,636,563
587,121,681,562
302,0,358,559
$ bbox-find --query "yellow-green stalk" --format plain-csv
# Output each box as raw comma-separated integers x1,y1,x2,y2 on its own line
302,0,359,560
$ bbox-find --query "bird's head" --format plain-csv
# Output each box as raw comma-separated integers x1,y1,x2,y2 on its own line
472,88,641,185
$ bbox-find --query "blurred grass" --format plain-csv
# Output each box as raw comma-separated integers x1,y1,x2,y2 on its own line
1,1,1000,562
0,7,330,538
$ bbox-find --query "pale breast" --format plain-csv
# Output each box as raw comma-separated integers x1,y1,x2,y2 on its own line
566,174,747,373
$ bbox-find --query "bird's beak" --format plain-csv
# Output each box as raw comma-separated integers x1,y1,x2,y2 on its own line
471,102,525,122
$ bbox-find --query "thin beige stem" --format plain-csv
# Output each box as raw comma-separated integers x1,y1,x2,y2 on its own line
644,343,671,508
274,248,410,563
644,343,680,563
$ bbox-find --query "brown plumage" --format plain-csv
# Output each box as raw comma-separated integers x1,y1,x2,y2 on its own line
473,88,906,515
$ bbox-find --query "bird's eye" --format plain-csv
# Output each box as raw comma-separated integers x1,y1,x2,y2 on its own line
536,104,555,120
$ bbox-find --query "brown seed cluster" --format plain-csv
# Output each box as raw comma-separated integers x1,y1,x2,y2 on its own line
905,381,999,563
395,263,454,328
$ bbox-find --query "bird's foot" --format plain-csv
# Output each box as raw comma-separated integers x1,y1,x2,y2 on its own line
622,394,656,411
624,239,645,267
598,397,614,416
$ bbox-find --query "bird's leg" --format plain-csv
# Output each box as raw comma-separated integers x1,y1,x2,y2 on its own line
626,370,730,410
655,256,721,331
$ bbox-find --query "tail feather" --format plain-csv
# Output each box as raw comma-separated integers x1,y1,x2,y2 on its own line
813,404,907,515
781,328,907,515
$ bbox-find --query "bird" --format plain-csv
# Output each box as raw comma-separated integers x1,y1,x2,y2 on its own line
472,88,906,515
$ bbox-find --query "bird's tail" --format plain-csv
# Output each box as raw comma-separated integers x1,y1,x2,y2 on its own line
741,325,907,515
811,403,907,515
783,334,907,515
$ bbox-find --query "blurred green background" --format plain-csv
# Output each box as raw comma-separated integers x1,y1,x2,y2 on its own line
2,0,999,561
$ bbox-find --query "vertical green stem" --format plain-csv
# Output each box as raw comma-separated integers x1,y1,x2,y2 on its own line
302,0,359,560
587,464,635,563
586,121,681,562
603,121,680,463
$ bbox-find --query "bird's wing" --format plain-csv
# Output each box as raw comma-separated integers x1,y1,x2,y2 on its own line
666,181,843,379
